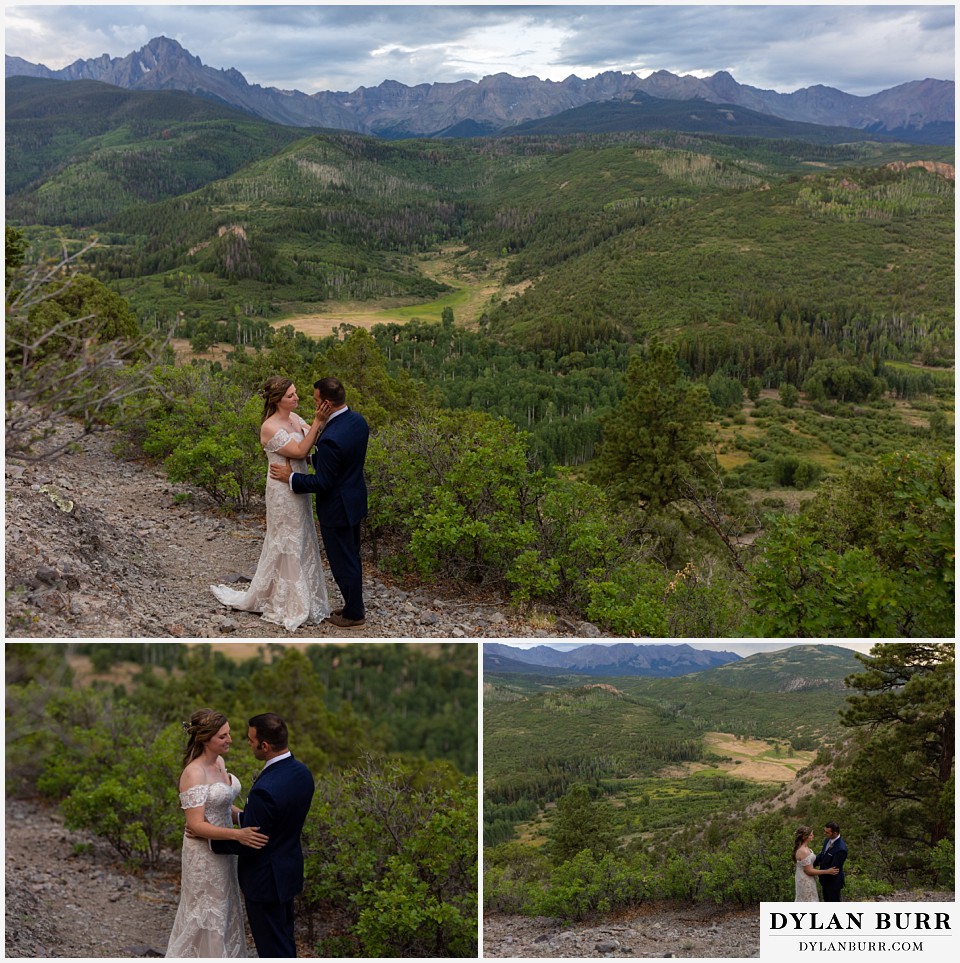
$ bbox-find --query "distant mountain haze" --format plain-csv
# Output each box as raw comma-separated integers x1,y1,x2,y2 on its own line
5,37,953,143
484,643,864,691
484,642,740,677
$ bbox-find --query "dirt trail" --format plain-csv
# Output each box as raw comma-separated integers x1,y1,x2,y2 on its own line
4,797,182,958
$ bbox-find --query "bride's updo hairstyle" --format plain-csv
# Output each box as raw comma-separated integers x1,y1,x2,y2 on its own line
181,708,229,770
261,376,294,424
793,825,812,860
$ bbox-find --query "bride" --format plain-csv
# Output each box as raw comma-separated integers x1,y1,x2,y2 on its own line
212,376,330,630
165,709,268,958
793,825,838,901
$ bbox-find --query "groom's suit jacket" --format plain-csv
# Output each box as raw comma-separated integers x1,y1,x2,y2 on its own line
211,755,315,904
291,407,369,529
814,835,848,897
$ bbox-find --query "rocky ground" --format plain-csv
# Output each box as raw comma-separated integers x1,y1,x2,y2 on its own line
483,905,759,958
483,890,955,959
5,422,609,639
5,796,183,958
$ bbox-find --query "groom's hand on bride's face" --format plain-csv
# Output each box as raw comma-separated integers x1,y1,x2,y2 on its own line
269,463,292,483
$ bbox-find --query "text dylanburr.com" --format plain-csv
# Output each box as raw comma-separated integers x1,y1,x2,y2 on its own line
760,903,954,962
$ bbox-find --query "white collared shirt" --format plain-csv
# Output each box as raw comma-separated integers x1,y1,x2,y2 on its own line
261,750,292,771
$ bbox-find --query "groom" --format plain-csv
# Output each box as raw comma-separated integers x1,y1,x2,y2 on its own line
270,376,370,627
211,713,315,957
813,820,848,902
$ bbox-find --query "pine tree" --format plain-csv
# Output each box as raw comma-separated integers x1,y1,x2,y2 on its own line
838,644,954,852
591,339,714,508
546,783,619,864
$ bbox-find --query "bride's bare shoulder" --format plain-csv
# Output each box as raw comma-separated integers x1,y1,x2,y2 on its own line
260,416,283,445
179,760,205,791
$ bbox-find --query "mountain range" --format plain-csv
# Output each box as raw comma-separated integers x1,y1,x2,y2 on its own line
483,642,740,677
6,36,954,144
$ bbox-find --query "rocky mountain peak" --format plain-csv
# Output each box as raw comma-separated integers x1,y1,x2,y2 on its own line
5,37,953,143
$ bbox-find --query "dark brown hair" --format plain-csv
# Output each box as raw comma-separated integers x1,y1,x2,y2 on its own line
261,376,295,424
793,826,812,861
315,376,345,407
181,708,229,770
249,712,289,750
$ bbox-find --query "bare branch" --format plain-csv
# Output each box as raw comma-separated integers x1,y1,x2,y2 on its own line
6,236,172,461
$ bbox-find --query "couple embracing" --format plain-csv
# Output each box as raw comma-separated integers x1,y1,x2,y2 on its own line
793,822,848,902
212,375,368,631
165,709,313,958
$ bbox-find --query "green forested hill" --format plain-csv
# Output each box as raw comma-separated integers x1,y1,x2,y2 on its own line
485,647,855,786
8,83,953,641
485,164,954,359
689,643,863,691
7,78,953,335
5,77,311,215
506,90,895,142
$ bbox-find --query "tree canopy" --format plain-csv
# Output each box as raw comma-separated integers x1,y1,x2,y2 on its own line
838,643,955,856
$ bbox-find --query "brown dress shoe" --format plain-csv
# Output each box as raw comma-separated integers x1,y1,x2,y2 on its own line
327,613,366,627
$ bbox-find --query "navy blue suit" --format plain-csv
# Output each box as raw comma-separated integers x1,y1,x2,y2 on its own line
814,835,848,902
290,407,369,620
211,755,315,957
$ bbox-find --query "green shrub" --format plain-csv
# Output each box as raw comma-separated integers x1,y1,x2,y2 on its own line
585,561,668,637
483,843,550,913
747,449,954,636
52,723,184,866
533,851,645,921
928,838,955,889
302,757,477,957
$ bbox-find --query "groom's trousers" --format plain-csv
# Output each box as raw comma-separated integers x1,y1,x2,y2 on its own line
246,897,296,957
321,522,364,619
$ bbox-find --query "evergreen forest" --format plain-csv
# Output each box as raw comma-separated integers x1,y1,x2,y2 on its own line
4,642,478,957
483,643,954,918
6,78,955,637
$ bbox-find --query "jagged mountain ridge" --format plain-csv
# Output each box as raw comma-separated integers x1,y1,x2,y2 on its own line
484,642,740,677
6,36,953,141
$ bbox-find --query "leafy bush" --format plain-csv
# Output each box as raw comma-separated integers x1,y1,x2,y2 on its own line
747,449,954,636
43,719,184,866
585,561,668,637
483,843,550,913
698,818,793,905
302,757,477,957
843,875,897,900
928,838,955,890
772,455,822,488
533,851,646,921
116,364,264,509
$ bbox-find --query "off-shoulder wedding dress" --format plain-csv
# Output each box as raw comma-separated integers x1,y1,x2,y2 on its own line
211,417,330,630
794,852,820,902
165,775,247,958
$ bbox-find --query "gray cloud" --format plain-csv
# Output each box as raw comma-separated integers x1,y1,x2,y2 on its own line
5,4,954,96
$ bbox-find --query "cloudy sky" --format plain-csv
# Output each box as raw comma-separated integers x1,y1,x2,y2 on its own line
5,3,954,97
498,641,875,656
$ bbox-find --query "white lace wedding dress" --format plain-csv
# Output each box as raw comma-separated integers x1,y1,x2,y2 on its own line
794,852,820,902
211,417,330,630
165,775,248,958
